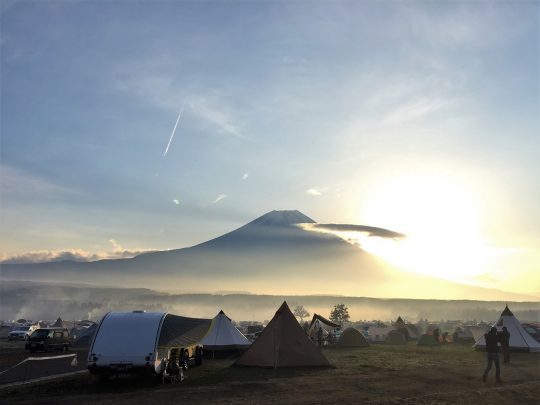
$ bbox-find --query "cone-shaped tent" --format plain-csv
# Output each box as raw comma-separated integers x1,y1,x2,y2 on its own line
474,305,540,352
202,310,250,351
52,317,64,327
395,316,406,328
235,302,331,368
337,328,369,347
417,334,438,346
384,330,407,345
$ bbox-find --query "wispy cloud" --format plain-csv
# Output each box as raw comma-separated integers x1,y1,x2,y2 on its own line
115,73,248,142
212,194,228,204
1,165,77,197
301,223,405,240
381,98,447,126
0,239,158,264
189,97,249,141
306,188,322,196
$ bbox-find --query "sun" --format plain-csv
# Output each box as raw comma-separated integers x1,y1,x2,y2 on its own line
356,172,490,282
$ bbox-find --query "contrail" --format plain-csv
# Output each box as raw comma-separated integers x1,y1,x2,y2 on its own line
163,104,184,157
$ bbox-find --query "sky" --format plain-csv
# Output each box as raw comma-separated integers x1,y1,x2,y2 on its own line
1,1,539,297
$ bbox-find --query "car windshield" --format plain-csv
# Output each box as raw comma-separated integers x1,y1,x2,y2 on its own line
14,326,30,331
31,329,49,339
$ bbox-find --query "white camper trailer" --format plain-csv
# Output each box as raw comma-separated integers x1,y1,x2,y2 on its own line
88,311,211,377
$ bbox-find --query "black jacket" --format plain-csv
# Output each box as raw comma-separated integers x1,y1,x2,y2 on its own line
485,332,499,353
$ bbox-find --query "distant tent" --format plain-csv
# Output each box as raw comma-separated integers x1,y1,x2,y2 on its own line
235,301,331,368
309,314,339,330
308,319,330,341
417,334,438,347
201,310,250,355
395,316,406,328
367,326,394,342
474,305,540,352
384,330,407,345
337,328,369,347
308,313,339,341
406,324,420,340
52,317,64,327
72,323,98,347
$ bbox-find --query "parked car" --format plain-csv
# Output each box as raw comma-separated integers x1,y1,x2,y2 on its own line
8,326,31,341
25,328,70,353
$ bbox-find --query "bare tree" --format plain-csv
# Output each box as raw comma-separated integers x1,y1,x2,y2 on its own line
293,305,310,323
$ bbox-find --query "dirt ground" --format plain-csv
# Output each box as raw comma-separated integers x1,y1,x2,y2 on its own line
1,343,539,404
0,340,88,385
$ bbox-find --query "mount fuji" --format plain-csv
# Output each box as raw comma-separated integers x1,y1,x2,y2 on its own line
0,210,530,300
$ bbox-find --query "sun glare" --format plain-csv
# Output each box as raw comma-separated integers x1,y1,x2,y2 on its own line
357,173,490,283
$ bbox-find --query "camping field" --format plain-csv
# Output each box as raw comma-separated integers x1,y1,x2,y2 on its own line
1,342,539,404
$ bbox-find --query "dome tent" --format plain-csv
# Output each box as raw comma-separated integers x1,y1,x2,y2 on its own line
417,334,438,347
384,330,407,345
337,328,369,347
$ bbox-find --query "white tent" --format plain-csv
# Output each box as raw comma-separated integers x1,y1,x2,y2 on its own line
201,310,250,351
474,306,540,352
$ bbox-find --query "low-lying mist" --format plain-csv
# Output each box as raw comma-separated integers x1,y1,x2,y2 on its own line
1,281,538,324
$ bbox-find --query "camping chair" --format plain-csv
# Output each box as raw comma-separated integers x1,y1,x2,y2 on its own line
162,347,183,384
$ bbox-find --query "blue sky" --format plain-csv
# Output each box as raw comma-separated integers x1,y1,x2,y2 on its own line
1,1,539,294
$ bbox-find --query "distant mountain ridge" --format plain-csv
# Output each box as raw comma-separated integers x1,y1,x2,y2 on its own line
1,210,535,301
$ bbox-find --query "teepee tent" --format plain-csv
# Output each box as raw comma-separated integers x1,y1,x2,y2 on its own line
474,306,540,352
201,310,250,354
52,317,64,327
337,328,369,347
235,302,331,368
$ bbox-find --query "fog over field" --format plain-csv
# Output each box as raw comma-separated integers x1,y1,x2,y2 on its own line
1,280,538,324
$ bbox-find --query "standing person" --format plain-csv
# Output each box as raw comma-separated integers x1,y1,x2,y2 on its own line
499,326,511,364
483,327,502,383
433,328,440,343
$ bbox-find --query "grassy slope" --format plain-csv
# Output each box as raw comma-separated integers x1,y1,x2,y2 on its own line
1,343,539,404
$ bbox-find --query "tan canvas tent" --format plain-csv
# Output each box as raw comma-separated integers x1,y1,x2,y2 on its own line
235,301,331,368
337,328,369,347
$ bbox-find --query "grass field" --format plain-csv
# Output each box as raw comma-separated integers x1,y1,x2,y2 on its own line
1,342,539,404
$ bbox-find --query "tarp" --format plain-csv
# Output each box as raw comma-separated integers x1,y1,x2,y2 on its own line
337,328,369,347
201,310,250,350
309,313,340,329
474,305,540,352
236,301,331,368
157,314,211,355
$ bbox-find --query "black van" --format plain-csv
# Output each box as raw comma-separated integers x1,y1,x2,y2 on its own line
25,328,70,353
